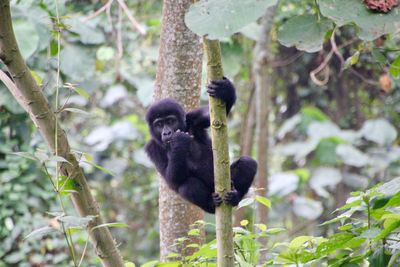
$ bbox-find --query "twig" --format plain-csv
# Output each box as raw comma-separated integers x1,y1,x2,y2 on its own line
271,52,304,68
349,68,379,86
116,0,146,35
310,49,334,86
0,70,30,114
84,0,113,22
330,31,344,73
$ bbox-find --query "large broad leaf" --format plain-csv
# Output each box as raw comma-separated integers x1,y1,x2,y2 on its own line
336,144,370,167
68,17,105,45
269,172,299,196
319,0,400,41
377,177,400,197
185,0,278,40
278,15,332,53
60,45,96,82
310,167,342,198
13,20,39,59
293,197,323,220
360,119,397,146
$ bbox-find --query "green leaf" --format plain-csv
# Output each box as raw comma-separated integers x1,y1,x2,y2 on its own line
372,48,387,65
83,160,115,176
10,152,38,161
186,243,199,248
254,223,267,232
317,232,354,256
125,262,136,267
140,260,159,267
14,20,39,59
63,108,90,115
389,56,400,78
24,226,58,240
68,18,105,45
185,0,278,40
343,51,360,70
187,229,200,236
278,15,332,53
289,236,313,249
60,45,95,82
255,195,271,208
368,249,390,267
238,197,254,209
266,228,286,234
97,46,115,61
361,119,397,146
319,0,400,41
91,222,128,231
73,87,90,99
240,220,249,226
47,155,70,164
58,215,94,229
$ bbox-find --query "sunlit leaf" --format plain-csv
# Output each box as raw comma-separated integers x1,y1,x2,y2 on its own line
255,195,271,208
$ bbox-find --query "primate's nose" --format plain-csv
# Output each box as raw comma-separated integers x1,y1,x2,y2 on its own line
163,129,172,136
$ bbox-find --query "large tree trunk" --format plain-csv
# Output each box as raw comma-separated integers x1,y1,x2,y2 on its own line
252,6,276,262
154,0,204,261
0,2,124,266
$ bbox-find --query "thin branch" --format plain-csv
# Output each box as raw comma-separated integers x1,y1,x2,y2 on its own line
271,52,303,68
84,0,113,22
349,68,379,86
115,0,146,35
310,50,334,86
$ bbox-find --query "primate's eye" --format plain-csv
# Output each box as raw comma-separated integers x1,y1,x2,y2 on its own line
154,121,163,128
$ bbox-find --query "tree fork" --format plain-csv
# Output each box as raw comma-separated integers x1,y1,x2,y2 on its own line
0,1,124,266
203,39,235,267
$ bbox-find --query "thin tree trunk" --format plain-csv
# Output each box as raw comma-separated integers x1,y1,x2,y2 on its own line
252,6,276,262
203,39,235,267
234,88,256,226
0,2,124,266
154,0,204,261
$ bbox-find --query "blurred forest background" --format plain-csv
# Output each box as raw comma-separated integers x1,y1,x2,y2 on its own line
1,0,400,266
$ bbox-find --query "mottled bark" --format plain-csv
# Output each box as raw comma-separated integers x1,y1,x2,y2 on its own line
154,0,204,261
0,1,124,266
252,6,276,262
203,39,234,267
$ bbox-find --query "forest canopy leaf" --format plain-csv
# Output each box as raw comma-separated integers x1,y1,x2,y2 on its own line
185,0,277,40
319,0,400,41
278,15,332,53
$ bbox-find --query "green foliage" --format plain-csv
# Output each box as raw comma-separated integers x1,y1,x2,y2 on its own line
278,15,332,53
185,0,277,40
319,0,400,41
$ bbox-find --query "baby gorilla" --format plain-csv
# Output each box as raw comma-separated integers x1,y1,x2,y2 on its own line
145,78,257,213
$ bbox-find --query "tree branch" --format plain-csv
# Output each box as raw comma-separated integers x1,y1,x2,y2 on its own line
0,2,124,266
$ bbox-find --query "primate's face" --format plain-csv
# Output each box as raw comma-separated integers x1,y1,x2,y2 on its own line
152,114,180,143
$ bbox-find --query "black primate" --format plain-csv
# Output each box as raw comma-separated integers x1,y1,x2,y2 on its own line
145,78,257,213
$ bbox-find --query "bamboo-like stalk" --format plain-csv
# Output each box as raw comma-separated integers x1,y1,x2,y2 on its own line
203,38,234,267
0,2,124,266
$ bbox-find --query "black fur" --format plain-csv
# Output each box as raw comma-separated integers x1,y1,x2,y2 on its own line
145,78,257,213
